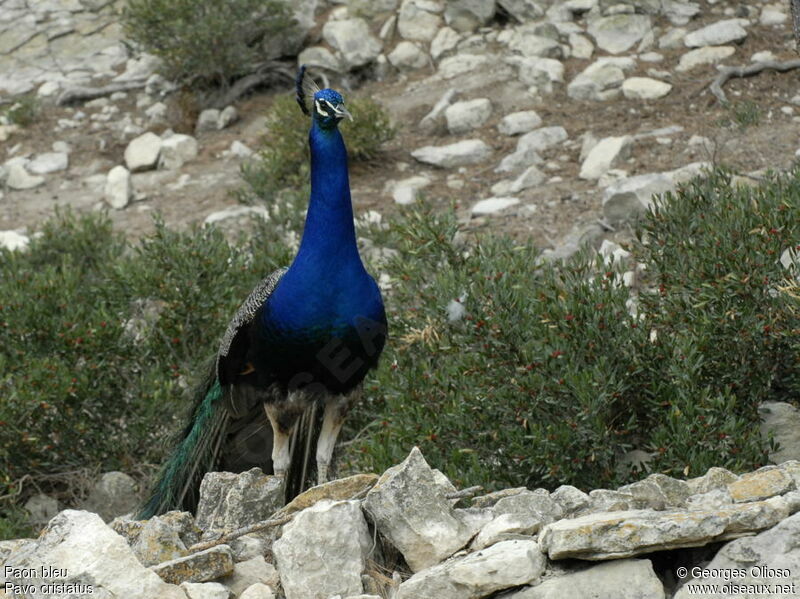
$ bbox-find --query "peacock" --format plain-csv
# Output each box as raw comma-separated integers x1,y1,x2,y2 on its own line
138,66,387,518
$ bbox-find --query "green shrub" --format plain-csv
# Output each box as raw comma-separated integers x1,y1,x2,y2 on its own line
2,95,38,127
121,0,292,88
239,94,395,202
342,169,800,490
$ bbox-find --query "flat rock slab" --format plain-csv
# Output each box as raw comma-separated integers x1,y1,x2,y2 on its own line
539,496,796,560
151,545,234,585
411,140,492,168
508,558,665,599
728,468,794,503
683,18,748,47
395,539,546,599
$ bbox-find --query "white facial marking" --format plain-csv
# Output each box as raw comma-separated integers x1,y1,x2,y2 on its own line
315,99,329,117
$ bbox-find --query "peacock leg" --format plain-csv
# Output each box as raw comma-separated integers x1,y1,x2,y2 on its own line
315,396,350,484
264,403,300,477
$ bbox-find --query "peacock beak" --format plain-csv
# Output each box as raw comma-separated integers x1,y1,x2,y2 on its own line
333,104,353,121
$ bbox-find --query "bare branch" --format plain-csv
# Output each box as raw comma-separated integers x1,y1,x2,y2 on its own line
709,60,800,104
445,485,483,500
57,79,148,106
186,512,294,554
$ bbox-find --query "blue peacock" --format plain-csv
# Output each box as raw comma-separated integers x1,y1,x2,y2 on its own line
139,67,387,518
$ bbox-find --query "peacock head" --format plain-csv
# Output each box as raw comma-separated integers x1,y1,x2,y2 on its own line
312,88,352,130
295,64,352,130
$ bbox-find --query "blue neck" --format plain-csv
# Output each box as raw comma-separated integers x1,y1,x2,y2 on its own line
293,122,359,271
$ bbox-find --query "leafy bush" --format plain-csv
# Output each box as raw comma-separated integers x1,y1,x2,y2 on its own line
239,94,396,202
3,166,799,538
342,169,800,490
2,95,38,127
121,0,292,88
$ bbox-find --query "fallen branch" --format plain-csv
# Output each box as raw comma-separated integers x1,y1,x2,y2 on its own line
709,59,800,103
57,79,148,106
187,512,294,554
204,61,295,109
446,485,483,500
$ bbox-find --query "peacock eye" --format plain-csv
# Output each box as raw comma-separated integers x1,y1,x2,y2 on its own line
315,99,336,117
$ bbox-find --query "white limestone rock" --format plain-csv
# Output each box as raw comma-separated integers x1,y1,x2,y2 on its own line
391,175,432,204
5,162,44,190
124,132,162,172
602,162,706,222
431,26,461,60
588,14,652,54
159,134,199,170
569,32,594,59
239,583,276,599
195,469,283,536
579,136,632,180
3,510,186,599
498,0,545,22
761,402,800,464
145,101,168,124
761,4,788,26
221,555,279,597
412,140,492,168
363,447,474,572
204,205,270,226
567,58,635,101
673,511,800,599
551,485,592,516
509,29,563,58
395,540,546,599
683,18,748,48
28,152,68,174
388,41,428,69
196,109,220,133
81,471,140,523
438,53,490,78
517,126,569,153
398,0,444,42
509,164,545,192
297,46,343,72
444,98,492,134
498,111,542,136
676,46,736,72
622,77,672,100
104,166,132,210
0,230,30,252
472,513,542,550
508,559,665,599
518,57,564,92
659,27,687,48
472,197,520,215
181,581,231,599
444,0,496,32
540,496,794,560
323,18,383,69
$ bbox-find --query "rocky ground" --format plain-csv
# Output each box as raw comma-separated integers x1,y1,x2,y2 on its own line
2,0,800,254
4,444,800,599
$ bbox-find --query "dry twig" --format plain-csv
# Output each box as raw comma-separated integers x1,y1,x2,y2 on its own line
709,60,800,103
187,512,294,554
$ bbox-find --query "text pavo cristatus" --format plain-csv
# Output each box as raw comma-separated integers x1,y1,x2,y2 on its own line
139,67,387,518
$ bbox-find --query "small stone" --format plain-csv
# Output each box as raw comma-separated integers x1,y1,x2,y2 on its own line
196,109,222,133
230,140,253,158
579,135,632,180
218,106,239,129
28,152,68,174
388,41,428,69
297,46,343,72
105,165,132,210
588,14,652,54
498,111,542,136
159,134,199,169
761,4,787,26
398,0,443,42
444,98,492,134
221,556,279,597
728,468,794,503
0,230,30,252
438,53,490,78
391,175,432,204
621,77,672,100
509,165,545,192
6,163,45,190
145,101,168,124
569,32,594,59
322,18,383,69
411,140,492,168
181,581,230,599
688,466,740,494
472,197,520,215
124,132,163,172
683,19,748,47
81,471,140,522
151,545,235,585
24,494,59,526
676,46,736,72
240,583,276,599
551,485,591,516
431,26,461,59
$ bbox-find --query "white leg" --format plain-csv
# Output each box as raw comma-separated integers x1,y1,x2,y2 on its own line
316,396,350,484
264,404,300,477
